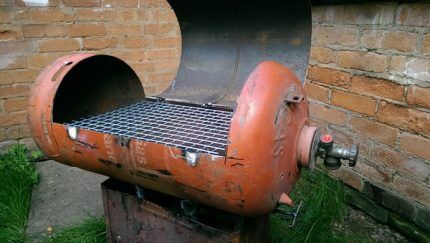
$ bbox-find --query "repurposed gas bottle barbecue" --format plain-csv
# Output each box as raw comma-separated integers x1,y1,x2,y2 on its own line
28,0,358,217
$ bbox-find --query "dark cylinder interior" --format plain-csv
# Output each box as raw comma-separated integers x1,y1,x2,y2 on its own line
160,0,311,107
53,55,145,123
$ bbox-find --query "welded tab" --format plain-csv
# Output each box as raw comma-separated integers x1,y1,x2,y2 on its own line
159,0,311,107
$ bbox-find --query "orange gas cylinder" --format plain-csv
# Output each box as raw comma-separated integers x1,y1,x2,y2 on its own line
28,0,358,217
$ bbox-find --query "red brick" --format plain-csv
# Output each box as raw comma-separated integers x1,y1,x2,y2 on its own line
337,51,388,73
307,66,351,88
406,86,430,109
121,37,151,49
362,30,382,49
371,146,429,181
19,124,31,137
62,0,100,7
350,117,398,146
332,90,377,116
399,133,430,161
152,59,179,71
0,70,38,85
146,49,177,61
0,112,27,127
0,25,22,40
153,36,181,48
314,26,359,46
83,37,117,50
154,80,172,94
151,9,177,23
0,10,13,23
355,161,393,184
351,76,404,101
18,9,74,22
309,102,346,126
310,46,336,64
5,125,19,139
377,101,430,136
389,55,406,73
392,176,430,207
144,23,177,35
329,167,363,191
139,0,170,8
102,0,138,7
74,9,114,21
304,83,329,103
23,24,65,38
381,31,418,53
404,57,430,81
29,53,64,68
68,24,106,37
107,24,144,36
396,4,430,27
148,72,176,83
422,34,430,56
38,38,81,53
116,10,139,21
3,97,27,112
0,41,35,56
0,55,28,70
0,85,30,98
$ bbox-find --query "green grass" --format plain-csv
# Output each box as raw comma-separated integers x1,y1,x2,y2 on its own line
43,217,106,243
271,169,358,243
0,145,39,243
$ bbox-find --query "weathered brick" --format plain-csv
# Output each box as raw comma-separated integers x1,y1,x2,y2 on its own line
0,112,27,127
107,24,144,36
329,127,353,147
102,0,138,7
144,23,177,35
381,31,418,53
362,30,382,49
148,72,176,83
392,176,430,207
23,24,65,38
19,138,37,150
153,36,181,48
83,37,117,50
307,66,351,88
146,48,177,61
29,53,64,68
0,85,30,98
332,90,377,116
355,160,393,185
304,83,329,103
377,101,430,136
349,117,398,146
396,4,430,27
6,125,20,139
329,167,363,190
312,5,395,25
74,9,114,21
68,24,106,37
310,46,336,64
116,10,139,21
18,9,74,22
62,0,100,7
351,76,404,101
0,69,38,85
406,86,430,109
314,26,359,46
404,57,430,81
399,133,430,161
121,37,151,49
0,25,22,40
0,10,13,23
389,55,406,73
345,187,390,223
38,38,81,52
0,128,5,141
309,102,347,126
19,125,31,137
337,51,388,73
138,0,170,8
0,41,35,56
3,97,27,112
151,8,177,23
371,146,429,181
15,0,59,6
422,34,430,56
0,55,28,70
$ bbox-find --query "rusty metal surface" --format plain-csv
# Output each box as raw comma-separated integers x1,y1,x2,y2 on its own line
29,55,315,216
102,178,270,243
159,0,311,107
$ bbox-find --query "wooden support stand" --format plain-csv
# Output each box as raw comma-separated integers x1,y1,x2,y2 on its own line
101,178,270,243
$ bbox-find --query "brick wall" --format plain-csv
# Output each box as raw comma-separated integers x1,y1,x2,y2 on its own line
0,0,429,233
0,0,180,150
308,3,430,232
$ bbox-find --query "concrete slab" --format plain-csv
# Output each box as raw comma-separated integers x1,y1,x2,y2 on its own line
26,160,107,235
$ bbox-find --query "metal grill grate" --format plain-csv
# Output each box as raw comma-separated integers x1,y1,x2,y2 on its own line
66,100,233,155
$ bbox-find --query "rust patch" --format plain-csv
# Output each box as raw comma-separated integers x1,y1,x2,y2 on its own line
157,170,172,176
75,140,98,150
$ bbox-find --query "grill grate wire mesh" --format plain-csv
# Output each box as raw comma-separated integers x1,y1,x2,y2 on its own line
66,100,233,155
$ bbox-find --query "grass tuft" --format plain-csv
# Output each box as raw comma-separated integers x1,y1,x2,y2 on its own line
0,145,39,243
271,169,356,243
43,217,107,243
